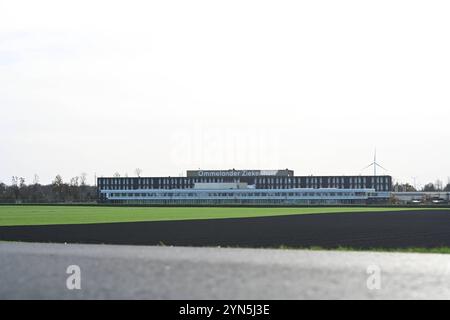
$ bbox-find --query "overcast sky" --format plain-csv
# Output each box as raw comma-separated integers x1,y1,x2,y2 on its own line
1,1,449,187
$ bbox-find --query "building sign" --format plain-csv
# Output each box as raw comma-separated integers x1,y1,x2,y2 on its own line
186,169,294,177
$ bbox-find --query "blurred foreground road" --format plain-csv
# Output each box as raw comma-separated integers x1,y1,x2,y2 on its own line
1,242,450,299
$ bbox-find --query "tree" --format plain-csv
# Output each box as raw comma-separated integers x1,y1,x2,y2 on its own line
0,174,97,204
80,173,87,186
53,175,63,186
444,184,450,192
113,172,121,177
135,168,142,177
423,183,436,192
393,183,416,192
10,176,19,200
70,176,79,187
33,174,40,185
435,179,443,191
52,175,64,202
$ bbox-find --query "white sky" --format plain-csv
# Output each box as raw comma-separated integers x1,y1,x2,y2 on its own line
1,1,449,187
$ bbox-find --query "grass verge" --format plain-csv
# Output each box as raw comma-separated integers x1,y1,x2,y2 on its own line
279,245,450,254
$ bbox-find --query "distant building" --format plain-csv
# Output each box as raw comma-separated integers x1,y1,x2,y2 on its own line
97,169,392,205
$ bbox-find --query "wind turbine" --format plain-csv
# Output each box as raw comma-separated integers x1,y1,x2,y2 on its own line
362,149,388,176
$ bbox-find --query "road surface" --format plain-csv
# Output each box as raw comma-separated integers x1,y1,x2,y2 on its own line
1,242,450,299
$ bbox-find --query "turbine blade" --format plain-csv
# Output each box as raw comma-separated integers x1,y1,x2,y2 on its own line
362,162,375,170
375,163,388,171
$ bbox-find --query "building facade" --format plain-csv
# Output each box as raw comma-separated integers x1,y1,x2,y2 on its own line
97,169,393,205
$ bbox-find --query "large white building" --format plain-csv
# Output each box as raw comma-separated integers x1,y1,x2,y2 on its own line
97,169,392,205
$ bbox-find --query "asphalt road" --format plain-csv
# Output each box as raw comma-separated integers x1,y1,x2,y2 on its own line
1,242,450,299
2,210,450,248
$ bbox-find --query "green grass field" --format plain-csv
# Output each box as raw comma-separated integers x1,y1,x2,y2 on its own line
0,205,443,227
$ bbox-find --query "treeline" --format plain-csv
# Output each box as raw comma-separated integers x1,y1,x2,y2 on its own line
0,174,97,204
393,181,450,192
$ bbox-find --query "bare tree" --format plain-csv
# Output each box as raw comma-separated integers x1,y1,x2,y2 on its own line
80,173,87,186
11,176,19,200
0,174,98,204
435,179,443,191
53,175,63,186
70,176,79,187
33,174,40,185
52,175,65,202
393,182,416,192
423,183,436,192
113,172,121,177
135,168,142,177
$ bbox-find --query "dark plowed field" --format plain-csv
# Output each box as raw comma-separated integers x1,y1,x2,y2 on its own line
1,210,450,249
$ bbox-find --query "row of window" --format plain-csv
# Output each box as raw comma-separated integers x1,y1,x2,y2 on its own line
101,184,390,191
99,176,390,185
107,191,369,198
100,178,223,185
110,199,366,205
